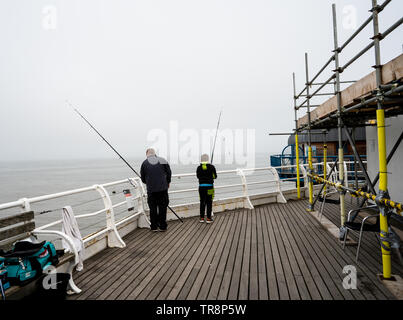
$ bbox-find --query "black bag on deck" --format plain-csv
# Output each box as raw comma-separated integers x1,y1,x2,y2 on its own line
25,273,71,300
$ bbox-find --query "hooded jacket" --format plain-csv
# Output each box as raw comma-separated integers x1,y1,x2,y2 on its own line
196,162,217,185
140,155,172,193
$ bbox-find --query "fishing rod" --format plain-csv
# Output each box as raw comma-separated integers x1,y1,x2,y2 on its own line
67,100,183,223
210,109,222,164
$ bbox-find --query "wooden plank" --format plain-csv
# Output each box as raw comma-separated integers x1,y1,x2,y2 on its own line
260,206,280,300
138,219,209,299
262,205,290,299
71,226,177,299
255,207,269,300
266,204,301,300
71,233,154,300
176,213,231,300
72,227,149,284
207,210,241,299
114,218,201,300
275,203,333,300
238,209,252,300
273,203,320,300
283,201,346,300
0,222,35,242
185,214,232,300
197,210,236,300
162,211,225,300
248,207,259,300
227,210,248,299
77,219,185,300
216,210,244,300
291,201,364,299
0,211,34,228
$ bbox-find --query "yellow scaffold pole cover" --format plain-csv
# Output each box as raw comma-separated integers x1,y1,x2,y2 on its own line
295,134,301,199
338,147,346,226
308,146,314,208
377,108,392,279
323,144,327,196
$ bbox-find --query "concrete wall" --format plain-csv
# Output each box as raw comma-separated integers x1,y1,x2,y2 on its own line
366,115,403,203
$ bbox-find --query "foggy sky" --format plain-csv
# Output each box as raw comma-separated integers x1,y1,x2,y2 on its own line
0,0,402,162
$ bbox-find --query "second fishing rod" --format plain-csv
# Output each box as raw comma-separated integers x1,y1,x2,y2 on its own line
210,109,223,165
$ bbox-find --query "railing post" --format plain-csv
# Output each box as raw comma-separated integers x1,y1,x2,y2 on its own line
130,178,151,228
300,164,308,198
18,198,31,212
33,229,82,294
94,184,125,248
237,169,254,209
268,166,287,203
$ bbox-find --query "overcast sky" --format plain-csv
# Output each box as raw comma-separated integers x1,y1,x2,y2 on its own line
0,0,402,162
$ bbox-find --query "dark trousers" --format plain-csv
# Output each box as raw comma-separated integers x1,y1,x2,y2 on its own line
199,186,214,219
147,190,169,230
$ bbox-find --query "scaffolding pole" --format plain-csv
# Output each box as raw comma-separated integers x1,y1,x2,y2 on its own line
293,73,301,199
323,130,327,196
372,0,392,280
332,4,346,239
305,53,314,211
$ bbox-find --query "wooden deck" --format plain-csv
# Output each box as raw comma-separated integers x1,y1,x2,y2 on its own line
67,199,402,300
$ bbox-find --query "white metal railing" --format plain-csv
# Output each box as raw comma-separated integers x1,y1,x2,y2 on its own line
0,164,298,246
0,161,366,293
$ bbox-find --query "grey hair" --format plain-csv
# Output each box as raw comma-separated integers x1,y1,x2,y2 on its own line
146,148,156,156
201,154,209,162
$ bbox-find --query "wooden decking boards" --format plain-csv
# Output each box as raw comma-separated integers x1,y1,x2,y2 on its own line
68,199,402,300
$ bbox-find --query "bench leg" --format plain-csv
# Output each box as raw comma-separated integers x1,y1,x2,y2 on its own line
67,261,82,294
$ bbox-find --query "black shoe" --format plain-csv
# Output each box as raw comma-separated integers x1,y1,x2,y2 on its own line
151,228,159,232
159,228,167,232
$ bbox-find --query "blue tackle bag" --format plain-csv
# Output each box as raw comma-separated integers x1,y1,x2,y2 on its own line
0,259,10,299
0,241,59,285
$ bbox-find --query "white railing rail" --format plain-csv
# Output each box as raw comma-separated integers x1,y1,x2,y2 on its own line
0,164,299,245
0,161,367,234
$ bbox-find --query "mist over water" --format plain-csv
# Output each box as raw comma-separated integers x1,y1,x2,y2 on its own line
0,152,272,204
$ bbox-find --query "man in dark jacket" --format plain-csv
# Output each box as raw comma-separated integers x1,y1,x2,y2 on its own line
196,154,217,223
140,148,172,232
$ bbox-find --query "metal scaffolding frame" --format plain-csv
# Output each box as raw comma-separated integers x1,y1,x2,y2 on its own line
291,0,403,280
